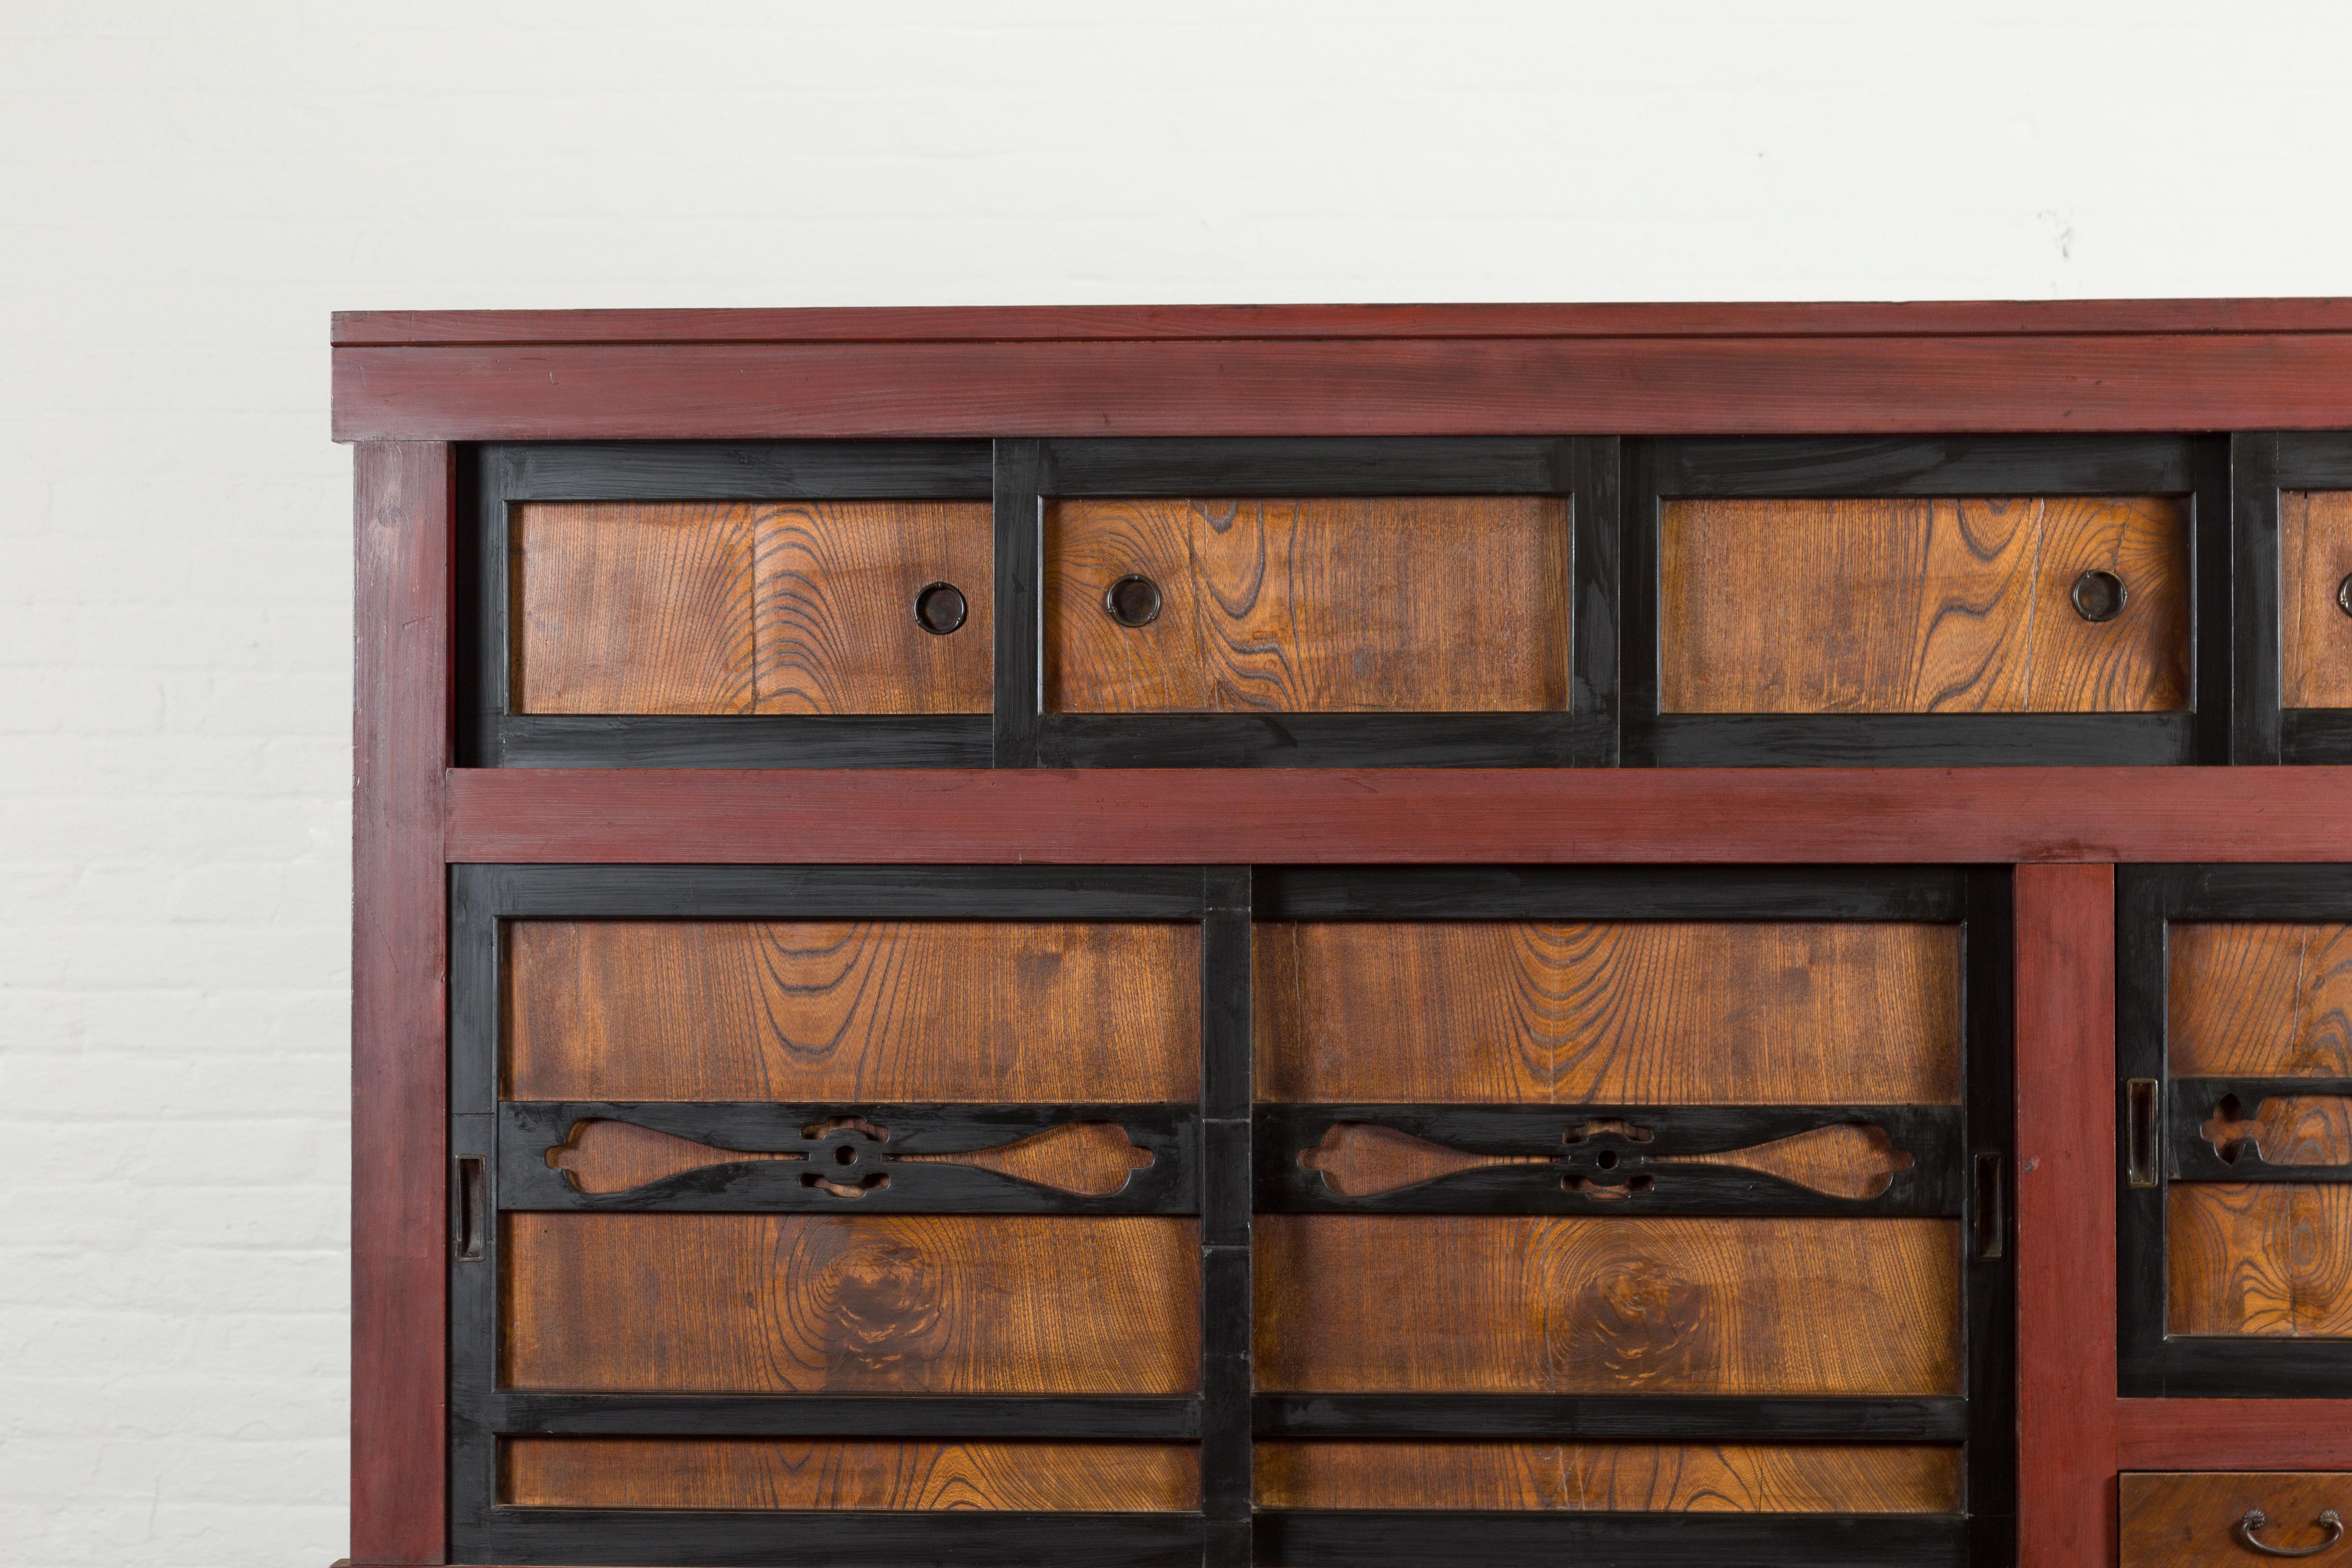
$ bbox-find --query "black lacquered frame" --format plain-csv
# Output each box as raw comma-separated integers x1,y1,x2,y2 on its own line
447,863,1239,1567
459,442,997,768
2233,433,2352,763
2117,864,2352,1397
1248,864,2016,1568
1621,437,2232,766
450,863,2013,1566
994,438,1620,768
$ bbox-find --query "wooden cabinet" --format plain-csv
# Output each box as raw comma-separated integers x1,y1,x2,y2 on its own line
343,303,2352,1568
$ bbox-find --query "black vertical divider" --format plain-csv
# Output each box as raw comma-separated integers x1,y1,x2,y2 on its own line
1569,436,1622,767
1962,869,2018,1566
992,439,1048,767
2190,435,2239,765
2232,432,2285,764
1199,867,1254,1568
447,864,501,1554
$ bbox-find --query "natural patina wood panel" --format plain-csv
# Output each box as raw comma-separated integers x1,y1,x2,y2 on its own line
2170,924,2352,1078
1255,922,1960,1104
513,502,757,714
2200,1096,2352,1168
1254,1215,1960,1393
502,1437,1198,1511
1659,494,2190,713
504,920,1198,1102
1253,1441,1960,1513
511,499,990,715
1044,496,1568,713
751,499,992,714
2168,1184,2352,1337
2283,491,2352,709
2122,1471,2352,1565
502,1213,1199,1392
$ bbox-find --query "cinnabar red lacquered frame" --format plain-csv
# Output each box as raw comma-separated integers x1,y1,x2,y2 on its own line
344,303,2352,1568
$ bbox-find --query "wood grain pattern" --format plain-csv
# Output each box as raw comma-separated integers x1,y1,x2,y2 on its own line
1253,1442,1961,1513
511,499,990,716
2283,491,2352,709
544,1119,802,1195
502,1438,1198,1511
2168,1184,2352,1337
502,1213,1199,1393
1255,922,1960,1105
513,502,757,714
1660,495,2190,714
2121,1471,2352,1566
2171,924,2352,1078
503,920,1197,1102
333,334,2352,443
751,500,991,714
894,1123,1155,1197
1044,496,1568,714
1297,1123,1550,1198
2201,1097,2352,1168
2116,1402,2352,1470
444,766,2352,868
350,442,451,1565
1253,1215,1959,1394
1654,1122,1916,1201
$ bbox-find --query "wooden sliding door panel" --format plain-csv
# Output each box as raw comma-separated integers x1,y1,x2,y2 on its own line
511,498,991,716
502,1438,1200,1511
504,919,1199,1102
1044,496,1568,714
501,1213,1201,1393
514,502,757,714
1253,1442,1962,1513
2167,1184,2352,1338
2169,923,2352,1077
751,499,992,714
2282,490,2352,709
1659,494,2190,714
1253,1214,1960,1394
1254,922,1960,1104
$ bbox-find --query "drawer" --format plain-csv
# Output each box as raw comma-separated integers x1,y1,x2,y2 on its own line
2283,491,2352,710
1659,493,2190,715
1043,494,1570,714
511,496,992,715
2123,1472,2352,1565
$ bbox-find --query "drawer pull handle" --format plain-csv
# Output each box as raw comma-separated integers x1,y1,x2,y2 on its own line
2240,1508,2344,1558
912,581,968,635
2070,569,2128,622
2337,572,2352,619
2127,1078,2161,1188
1103,573,1163,628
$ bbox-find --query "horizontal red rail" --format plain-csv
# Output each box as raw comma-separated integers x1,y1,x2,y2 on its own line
444,765,2352,865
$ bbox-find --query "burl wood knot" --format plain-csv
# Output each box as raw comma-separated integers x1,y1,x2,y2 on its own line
1299,1120,1914,1200
545,1117,1153,1198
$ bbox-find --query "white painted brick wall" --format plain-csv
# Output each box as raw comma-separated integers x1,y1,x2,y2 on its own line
1,2,2348,1562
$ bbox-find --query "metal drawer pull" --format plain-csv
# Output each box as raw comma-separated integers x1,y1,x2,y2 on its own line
2070,569,2128,622
2337,572,2352,619
913,581,968,635
1103,573,1163,628
2239,1508,2344,1558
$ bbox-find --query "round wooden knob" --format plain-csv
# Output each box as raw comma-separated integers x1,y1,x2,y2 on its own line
913,581,968,635
2070,569,2128,623
1103,573,1163,628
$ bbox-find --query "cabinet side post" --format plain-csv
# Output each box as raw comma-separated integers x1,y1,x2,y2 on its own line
352,442,454,1564
2014,862,2118,1568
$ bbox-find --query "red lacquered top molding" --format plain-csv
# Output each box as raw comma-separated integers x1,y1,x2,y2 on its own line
332,298,2352,440
334,298,2352,346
